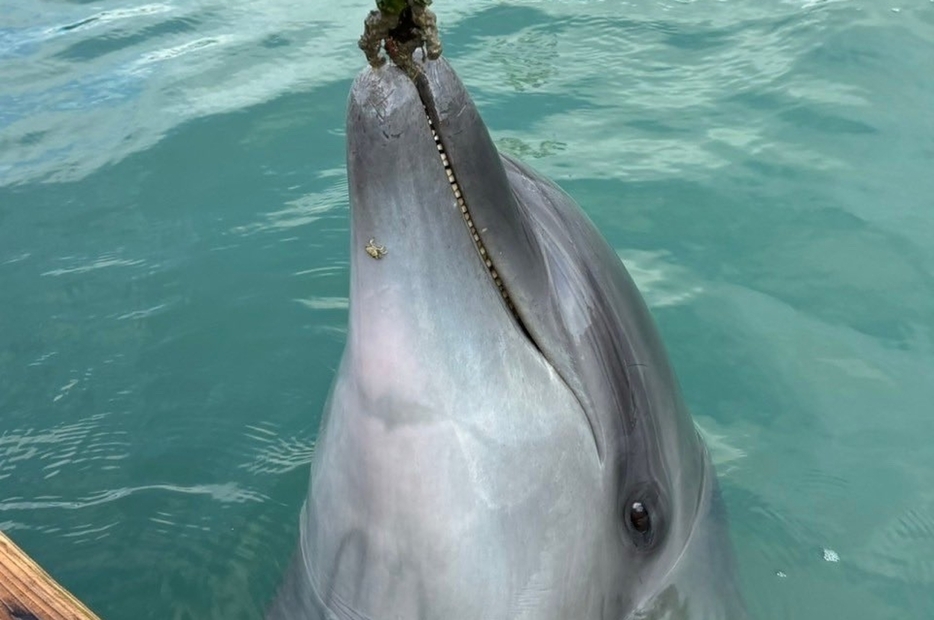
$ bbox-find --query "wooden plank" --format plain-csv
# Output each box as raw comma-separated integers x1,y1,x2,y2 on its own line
0,531,101,620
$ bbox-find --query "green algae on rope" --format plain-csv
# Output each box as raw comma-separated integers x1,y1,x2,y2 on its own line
358,0,442,78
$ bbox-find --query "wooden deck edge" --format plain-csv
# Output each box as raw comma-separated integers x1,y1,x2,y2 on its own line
0,531,102,620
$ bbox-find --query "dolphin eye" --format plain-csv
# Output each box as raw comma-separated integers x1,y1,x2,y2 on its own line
629,501,651,533
620,485,666,550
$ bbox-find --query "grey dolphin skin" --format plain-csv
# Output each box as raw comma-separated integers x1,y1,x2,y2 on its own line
267,57,747,620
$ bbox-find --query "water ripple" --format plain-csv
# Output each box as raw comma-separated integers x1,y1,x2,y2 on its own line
617,249,704,308
0,0,373,186
240,421,316,476
0,415,130,482
0,483,266,512
40,255,147,277
230,173,348,236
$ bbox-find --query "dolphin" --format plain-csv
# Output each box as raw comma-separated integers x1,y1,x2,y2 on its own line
267,56,747,620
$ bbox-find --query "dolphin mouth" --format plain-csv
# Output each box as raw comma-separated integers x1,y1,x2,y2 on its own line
398,58,552,356
409,71,523,321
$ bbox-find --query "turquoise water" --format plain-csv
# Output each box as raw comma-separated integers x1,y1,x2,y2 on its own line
2,0,933,617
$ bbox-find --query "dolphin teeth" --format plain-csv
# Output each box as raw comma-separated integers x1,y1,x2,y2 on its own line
424,109,516,315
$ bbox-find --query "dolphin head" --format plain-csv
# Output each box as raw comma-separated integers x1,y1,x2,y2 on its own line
268,57,746,620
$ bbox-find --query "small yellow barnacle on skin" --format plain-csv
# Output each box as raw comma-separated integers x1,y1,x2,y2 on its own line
365,238,388,259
